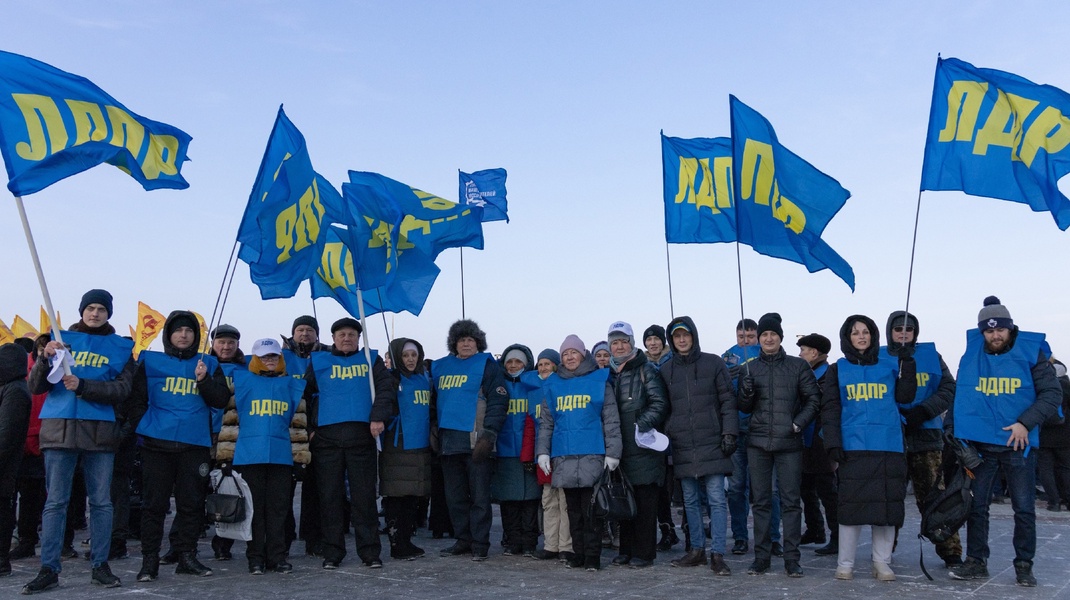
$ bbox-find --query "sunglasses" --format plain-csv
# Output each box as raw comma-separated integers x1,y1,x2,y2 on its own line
892,326,915,333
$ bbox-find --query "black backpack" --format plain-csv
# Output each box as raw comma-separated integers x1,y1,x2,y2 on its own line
917,459,974,580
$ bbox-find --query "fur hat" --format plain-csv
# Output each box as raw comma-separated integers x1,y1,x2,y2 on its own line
757,312,783,340
447,319,487,354
978,296,1013,331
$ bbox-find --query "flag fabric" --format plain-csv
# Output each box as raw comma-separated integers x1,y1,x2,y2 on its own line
0,318,14,345
921,56,1070,230
38,306,61,333
132,301,165,358
662,133,736,243
237,107,345,299
0,50,191,196
348,171,484,259
311,226,439,318
12,314,39,339
459,168,509,222
729,96,855,290
192,311,211,353
340,179,405,290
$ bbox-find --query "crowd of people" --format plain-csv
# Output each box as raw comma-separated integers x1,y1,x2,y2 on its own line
0,289,1068,594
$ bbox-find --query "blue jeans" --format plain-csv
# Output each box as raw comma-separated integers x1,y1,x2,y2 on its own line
728,432,780,542
966,447,1036,565
681,475,727,554
41,449,114,571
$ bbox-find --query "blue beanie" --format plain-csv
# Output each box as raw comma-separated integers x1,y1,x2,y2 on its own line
79,289,113,318
537,348,561,366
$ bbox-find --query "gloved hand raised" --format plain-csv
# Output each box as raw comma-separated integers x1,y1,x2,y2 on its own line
740,375,755,398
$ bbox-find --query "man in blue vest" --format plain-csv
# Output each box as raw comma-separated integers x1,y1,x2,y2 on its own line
431,319,509,561
22,290,135,594
883,311,962,568
303,317,395,570
947,297,1061,587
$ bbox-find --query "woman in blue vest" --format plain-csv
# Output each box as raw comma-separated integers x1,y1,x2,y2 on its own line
536,334,622,571
128,310,230,582
231,338,305,574
821,315,916,582
381,337,433,560
492,344,540,557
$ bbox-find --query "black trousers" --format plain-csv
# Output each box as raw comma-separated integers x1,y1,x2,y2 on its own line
238,464,292,567
383,495,421,541
564,487,602,561
440,454,493,551
1039,447,1070,505
749,448,803,562
299,460,322,548
618,483,660,562
500,499,539,551
314,442,380,563
428,458,452,536
800,470,838,538
16,474,45,546
657,462,676,527
140,446,211,555
110,435,136,548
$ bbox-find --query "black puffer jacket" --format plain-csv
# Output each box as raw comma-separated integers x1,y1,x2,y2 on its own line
737,347,821,453
660,316,737,478
886,311,955,453
609,350,669,487
381,337,434,497
0,344,31,497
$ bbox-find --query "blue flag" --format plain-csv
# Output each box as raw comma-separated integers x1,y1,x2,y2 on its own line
0,50,191,196
311,226,439,317
729,96,855,291
348,171,484,258
339,179,405,290
237,108,344,299
459,168,509,222
661,133,736,243
921,57,1070,230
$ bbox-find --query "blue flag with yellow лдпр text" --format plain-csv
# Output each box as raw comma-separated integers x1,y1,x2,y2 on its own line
729,96,855,291
662,133,736,244
0,50,191,196
921,56,1070,230
459,168,508,222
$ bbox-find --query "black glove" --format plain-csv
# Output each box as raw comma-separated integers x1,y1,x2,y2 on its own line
740,375,755,398
721,434,737,457
827,447,846,465
893,344,915,359
471,430,497,463
904,405,931,430
220,462,233,477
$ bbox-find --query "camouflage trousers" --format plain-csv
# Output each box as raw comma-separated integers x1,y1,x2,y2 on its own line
904,449,963,561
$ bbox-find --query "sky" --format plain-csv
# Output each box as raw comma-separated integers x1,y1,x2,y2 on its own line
2,1,1070,365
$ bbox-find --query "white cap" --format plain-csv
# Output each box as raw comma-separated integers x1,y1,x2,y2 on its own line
608,321,633,338
251,338,282,357
634,424,669,452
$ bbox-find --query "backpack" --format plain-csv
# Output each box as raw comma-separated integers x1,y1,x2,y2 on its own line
917,459,974,580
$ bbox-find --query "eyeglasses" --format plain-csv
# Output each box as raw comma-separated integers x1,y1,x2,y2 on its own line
892,326,915,333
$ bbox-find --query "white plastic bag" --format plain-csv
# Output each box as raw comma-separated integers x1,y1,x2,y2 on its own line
209,468,254,541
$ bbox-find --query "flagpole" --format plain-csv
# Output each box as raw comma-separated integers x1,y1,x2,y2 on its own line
900,189,925,329
354,285,379,413
377,289,395,368
664,242,675,319
14,195,70,375
459,247,466,319
735,240,750,376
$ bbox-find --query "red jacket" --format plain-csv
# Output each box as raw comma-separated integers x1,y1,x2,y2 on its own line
24,354,45,457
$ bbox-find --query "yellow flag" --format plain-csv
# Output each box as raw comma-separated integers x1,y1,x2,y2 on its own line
0,318,14,345
38,306,61,333
192,311,210,353
132,302,166,359
12,315,39,339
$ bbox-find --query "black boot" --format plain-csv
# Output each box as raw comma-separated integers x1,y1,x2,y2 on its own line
656,523,679,552
137,554,160,582
175,551,213,577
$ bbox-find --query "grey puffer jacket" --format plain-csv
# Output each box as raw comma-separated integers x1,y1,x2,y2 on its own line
660,316,738,478
737,347,821,453
536,354,622,489
609,350,670,487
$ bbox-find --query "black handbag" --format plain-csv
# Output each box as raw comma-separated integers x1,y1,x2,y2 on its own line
205,472,246,524
590,466,637,521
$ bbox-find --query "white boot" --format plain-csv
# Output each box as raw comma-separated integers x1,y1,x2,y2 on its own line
872,561,895,582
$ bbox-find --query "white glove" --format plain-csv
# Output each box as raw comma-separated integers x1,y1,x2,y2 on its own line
604,456,620,471
538,454,551,475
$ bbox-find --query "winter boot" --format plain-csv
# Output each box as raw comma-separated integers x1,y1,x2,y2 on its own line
137,554,160,582
175,551,213,577
656,523,679,552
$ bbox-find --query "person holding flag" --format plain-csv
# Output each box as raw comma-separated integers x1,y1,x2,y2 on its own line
23,290,136,593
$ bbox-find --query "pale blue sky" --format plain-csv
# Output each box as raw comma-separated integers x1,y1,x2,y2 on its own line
2,1,1069,363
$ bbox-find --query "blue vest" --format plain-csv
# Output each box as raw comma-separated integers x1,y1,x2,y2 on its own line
391,372,431,450
232,370,304,465
546,370,609,457
136,351,221,447
522,371,549,437
881,342,944,431
954,330,1045,448
725,343,760,428
282,348,310,379
498,377,537,458
802,362,829,447
211,361,246,434
311,351,376,427
432,353,491,432
837,355,903,453
39,330,133,422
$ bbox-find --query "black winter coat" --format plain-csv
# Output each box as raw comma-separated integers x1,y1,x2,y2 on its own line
1040,375,1070,449
737,348,821,453
660,316,737,478
0,344,31,497
380,338,433,497
609,351,670,487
